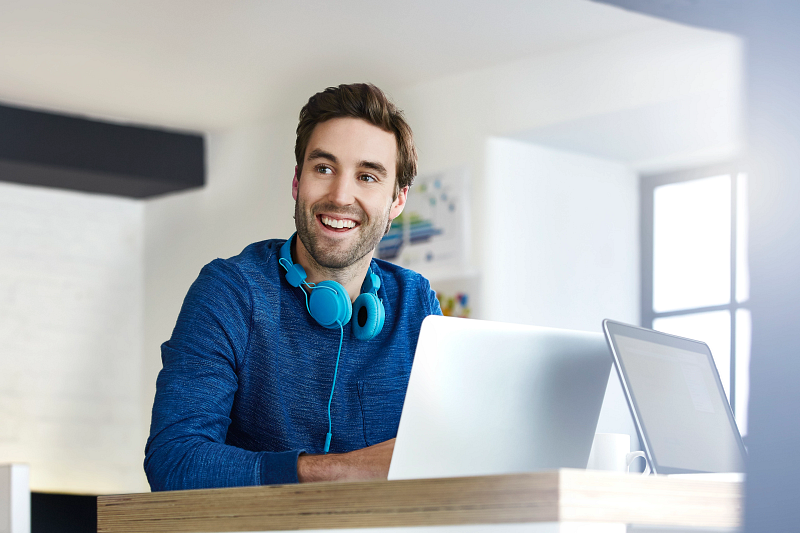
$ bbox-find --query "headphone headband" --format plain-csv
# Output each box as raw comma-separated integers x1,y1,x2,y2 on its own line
279,233,384,339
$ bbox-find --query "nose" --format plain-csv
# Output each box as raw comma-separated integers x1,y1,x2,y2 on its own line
328,173,355,206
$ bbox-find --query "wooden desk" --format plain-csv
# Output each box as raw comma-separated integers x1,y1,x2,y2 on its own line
97,469,742,533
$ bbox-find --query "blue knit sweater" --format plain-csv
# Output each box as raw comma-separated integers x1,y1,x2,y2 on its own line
144,239,441,490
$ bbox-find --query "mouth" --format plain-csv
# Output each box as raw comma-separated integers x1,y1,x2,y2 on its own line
318,214,360,233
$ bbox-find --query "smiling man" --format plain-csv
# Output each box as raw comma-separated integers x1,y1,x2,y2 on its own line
144,84,442,490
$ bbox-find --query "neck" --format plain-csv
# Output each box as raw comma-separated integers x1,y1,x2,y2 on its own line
293,236,372,303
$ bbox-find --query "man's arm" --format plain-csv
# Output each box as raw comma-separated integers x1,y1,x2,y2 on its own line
297,438,395,482
145,260,302,490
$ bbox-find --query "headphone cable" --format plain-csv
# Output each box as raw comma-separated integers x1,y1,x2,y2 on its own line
324,322,344,453
279,254,345,454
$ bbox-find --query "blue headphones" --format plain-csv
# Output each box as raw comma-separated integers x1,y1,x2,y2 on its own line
279,233,385,340
278,233,386,453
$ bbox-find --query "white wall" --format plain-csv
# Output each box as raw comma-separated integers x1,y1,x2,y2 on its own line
395,24,741,269
482,139,639,330
0,464,30,533
0,182,144,493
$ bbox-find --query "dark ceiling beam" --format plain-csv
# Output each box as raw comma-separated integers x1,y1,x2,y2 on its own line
0,102,204,199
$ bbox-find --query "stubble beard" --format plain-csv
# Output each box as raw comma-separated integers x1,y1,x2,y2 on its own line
294,198,392,270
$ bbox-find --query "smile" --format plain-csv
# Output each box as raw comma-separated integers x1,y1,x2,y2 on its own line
320,215,358,230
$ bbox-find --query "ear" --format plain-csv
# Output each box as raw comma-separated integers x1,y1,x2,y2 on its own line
389,186,408,220
292,166,299,201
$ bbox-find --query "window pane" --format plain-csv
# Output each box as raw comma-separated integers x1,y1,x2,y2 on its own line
735,308,751,435
736,173,750,303
652,310,731,401
653,175,731,312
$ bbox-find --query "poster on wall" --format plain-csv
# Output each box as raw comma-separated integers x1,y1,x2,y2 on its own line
377,168,469,276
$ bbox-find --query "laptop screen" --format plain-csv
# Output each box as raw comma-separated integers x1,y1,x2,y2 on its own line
604,320,746,474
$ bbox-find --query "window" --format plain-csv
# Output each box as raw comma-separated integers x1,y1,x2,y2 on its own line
641,164,750,434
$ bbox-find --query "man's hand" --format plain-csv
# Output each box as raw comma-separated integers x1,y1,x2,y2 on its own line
297,438,395,483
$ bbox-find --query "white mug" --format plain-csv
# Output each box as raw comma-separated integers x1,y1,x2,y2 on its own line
586,433,651,475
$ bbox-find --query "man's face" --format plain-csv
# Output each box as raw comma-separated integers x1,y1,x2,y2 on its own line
292,117,407,270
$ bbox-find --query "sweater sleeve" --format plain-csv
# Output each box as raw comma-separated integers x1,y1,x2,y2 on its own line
144,259,301,490
422,276,443,317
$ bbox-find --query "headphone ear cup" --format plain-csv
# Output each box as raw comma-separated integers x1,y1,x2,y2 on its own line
352,292,385,340
308,280,352,328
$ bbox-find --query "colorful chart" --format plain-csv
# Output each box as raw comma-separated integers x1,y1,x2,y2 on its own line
377,170,467,272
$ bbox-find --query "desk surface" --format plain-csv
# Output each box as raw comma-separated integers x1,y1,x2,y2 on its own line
97,469,742,533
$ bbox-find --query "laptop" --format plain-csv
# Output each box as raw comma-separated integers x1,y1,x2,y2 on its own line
602,319,747,474
388,315,612,480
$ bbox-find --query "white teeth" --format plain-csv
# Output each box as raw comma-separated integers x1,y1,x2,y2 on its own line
322,216,356,229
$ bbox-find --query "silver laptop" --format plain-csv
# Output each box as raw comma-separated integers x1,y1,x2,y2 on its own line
603,319,747,474
388,316,612,480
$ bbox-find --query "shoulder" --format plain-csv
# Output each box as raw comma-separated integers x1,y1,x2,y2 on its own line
200,239,283,281
369,260,443,336
371,258,442,316
186,239,285,304
371,258,432,293
216,239,282,271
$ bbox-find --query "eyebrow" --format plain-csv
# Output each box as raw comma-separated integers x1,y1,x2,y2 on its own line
359,160,388,178
307,149,337,164
307,149,389,178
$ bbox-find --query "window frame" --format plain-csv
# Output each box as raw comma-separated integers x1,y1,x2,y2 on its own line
640,162,747,416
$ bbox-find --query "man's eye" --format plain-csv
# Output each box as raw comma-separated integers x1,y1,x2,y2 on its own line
360,174,377,183
316,165,333,174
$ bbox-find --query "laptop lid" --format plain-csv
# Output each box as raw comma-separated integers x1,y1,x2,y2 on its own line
388,315,612,480
602,319,747,474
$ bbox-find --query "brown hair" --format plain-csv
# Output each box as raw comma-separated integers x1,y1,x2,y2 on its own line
295,83,417,195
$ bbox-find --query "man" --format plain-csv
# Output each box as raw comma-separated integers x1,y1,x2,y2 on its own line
144,83,442,490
